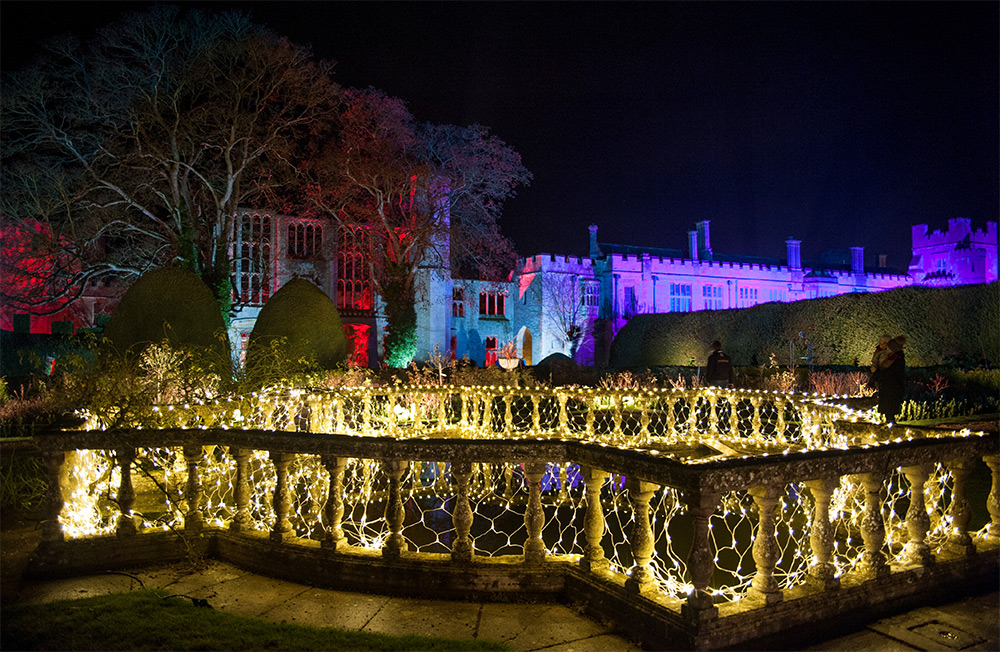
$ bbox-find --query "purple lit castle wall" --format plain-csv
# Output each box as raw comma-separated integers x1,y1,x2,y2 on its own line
909,218,998,287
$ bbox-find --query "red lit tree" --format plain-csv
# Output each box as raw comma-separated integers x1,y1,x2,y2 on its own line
1,6,340,321
306,88,531,367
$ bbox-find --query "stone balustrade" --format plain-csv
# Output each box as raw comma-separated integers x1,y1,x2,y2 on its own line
36,387,1000,650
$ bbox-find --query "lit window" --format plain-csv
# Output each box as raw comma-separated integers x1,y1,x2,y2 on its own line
669,283,691,312
485,336,498,366
453,287,465,318
702,285,722,310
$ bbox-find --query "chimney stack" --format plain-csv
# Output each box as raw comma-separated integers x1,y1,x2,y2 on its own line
850,246,864,273
689,230,699,261
696,220,713,260
785,238,801,269
589,224,601,258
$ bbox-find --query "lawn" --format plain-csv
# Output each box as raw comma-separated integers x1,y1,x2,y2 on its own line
1,589,509,651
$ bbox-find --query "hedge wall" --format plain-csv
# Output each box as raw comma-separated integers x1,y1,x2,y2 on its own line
610,282,998,369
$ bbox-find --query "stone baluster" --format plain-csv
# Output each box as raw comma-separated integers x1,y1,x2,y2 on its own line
585,401,595,438
437,390,447,428
750,397,762,439
945,458,977,556
687,396,699,436
115,447,138,537
523,461,547,563
985,454,1000,543
40,450,66,546
857,472,888,578
640,395,652,438
322,455,347,550
382,459,408,558
451,461,474,562
362,393,372,432
901,464,934,566
748,484,783,604
558,392,569,437
558,463,569,499
682,491,720,622
581,466,610,572
532,393,541,433
804,476,839,590
229,447,251,533
625,478,657,593
776,399,787,440
269,451,294,542
611,395,624,441
183,445,204,532
708,393,720,433
504,392,514,436
410,395,420,435
729,396,740,436
333,397,344,433
460,390,469,428
665,396,677,439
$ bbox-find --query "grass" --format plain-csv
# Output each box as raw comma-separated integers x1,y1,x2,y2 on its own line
1,589,510,651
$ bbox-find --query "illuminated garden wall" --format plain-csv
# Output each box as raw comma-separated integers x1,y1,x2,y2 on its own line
610,282,999,368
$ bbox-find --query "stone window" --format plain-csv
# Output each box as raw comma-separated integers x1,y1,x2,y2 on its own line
233,213,273,306
479,291,505,317
287,222,322,259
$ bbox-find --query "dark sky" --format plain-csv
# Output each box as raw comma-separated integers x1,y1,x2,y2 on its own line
3,1,997,270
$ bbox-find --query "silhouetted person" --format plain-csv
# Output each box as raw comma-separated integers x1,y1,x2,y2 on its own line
877,336,906,423
706,340,735,388
869,333,892,390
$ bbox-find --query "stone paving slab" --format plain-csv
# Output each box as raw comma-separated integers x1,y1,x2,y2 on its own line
13,561,994,652
259,587,391,630
362,596,484,641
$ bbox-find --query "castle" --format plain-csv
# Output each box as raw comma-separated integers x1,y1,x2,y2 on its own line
227,214,996,367
5,214,997,368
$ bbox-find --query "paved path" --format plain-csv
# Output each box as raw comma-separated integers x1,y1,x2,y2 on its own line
12,560,997,651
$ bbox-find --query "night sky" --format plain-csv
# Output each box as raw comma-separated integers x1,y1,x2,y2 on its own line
3,1,997,270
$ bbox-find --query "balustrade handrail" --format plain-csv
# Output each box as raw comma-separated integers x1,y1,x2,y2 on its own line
74,385,892,454
36,390,1000,650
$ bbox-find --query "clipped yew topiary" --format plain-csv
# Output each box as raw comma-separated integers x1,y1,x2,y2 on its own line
244,278,348,379
102,267,230,364
611,282,999,369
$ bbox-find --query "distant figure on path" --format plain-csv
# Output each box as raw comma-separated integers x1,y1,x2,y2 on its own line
706,340,735,388
870,334,892,389
877,335,907,423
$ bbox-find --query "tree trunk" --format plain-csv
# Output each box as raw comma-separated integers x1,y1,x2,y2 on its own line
382,263,418,368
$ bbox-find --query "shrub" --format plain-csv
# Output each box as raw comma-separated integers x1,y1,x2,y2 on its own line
102,268,230,374
244,279,348,385
610,282,999,369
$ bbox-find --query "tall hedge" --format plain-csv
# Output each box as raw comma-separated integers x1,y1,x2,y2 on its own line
244,278,348,377
102,267,230,363
610,282,999,368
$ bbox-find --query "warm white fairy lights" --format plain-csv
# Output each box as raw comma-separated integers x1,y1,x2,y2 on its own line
58,384,995,605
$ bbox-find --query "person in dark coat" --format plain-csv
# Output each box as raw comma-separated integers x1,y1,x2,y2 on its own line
706,340,736,388
869,334,892,390
877,336,907,423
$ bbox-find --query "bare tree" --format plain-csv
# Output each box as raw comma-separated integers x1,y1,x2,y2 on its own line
540,273,593,361
306,88,530,367
1,6,340,320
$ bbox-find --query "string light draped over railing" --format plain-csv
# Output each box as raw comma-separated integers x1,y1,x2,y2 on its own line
47,384,998,613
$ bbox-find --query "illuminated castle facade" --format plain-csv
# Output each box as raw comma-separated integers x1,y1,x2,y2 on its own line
5,213,997,371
